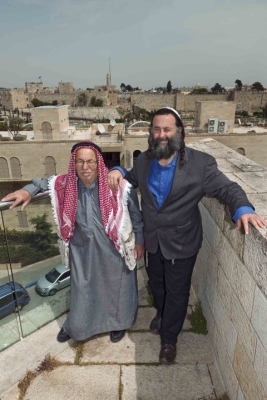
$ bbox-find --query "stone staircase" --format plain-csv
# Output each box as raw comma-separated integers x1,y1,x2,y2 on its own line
0,265,225,400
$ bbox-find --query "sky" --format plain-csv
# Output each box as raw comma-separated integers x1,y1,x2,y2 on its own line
0,0,267,90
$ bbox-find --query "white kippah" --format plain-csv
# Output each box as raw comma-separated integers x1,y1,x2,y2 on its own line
158,107,181,120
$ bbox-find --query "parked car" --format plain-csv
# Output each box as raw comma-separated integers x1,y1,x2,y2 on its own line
0,282,30,319
35,265,70,296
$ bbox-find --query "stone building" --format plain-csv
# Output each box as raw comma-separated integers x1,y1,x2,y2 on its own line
194,101,236,133
31,105,70,140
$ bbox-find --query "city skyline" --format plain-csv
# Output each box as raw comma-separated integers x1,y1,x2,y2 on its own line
1,0,267,90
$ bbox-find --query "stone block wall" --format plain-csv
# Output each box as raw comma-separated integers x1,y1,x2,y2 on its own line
31,106,69,139
131,94,176,111
58,82,74,94
234,91,267,113
25,82,44,94
176,93,229,112
189,138,267,400
195,101,236,132
0,89,29,110
29,92,77,107
69,106,121,120
186,133,267,169
0,90,13,110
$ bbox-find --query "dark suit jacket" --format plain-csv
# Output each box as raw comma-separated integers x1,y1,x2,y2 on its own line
125,147,254,259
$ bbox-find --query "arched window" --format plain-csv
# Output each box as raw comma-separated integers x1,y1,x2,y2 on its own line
236,147,245,156
10,157,22,178
133,150,141,166
45,156,56,176
42,121,53,139
0,158,10,178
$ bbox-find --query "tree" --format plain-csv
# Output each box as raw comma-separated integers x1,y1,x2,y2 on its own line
90,96,103,107
211,83,225,93
155,86,166,93
126,84,134,92
190,88,208,95
120,83,126,92
29,214,54,254
166,81,172,93
235,79,243,91
77,92,87,107
0,122,8,131
251,82,264,91
31,98,44,107
8,117,24,133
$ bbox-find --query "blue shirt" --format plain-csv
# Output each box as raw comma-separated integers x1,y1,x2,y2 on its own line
147,155,178,209
112,157,255,222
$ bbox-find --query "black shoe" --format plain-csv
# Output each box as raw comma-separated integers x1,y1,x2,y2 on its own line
57,327,71,343
149,315,162,334
159,343,177,365
110,330,126,343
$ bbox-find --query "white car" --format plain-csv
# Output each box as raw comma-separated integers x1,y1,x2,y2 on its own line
35,265,70,296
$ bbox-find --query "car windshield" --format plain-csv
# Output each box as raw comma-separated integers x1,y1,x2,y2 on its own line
45,268,61,283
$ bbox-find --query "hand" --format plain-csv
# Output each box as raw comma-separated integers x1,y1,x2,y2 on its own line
107,170,124,191
236,213,266,234
1,190,32,210
134,244,145,260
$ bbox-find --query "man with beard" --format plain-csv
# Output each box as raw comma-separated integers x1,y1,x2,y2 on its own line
108,107,266,364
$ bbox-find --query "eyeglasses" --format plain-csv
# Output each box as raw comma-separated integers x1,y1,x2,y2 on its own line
152,127,174,134
75,159,97,167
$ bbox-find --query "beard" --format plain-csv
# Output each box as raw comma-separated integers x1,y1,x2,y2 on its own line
149,133,182,160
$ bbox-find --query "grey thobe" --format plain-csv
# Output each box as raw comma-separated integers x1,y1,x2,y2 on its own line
24,177,144,341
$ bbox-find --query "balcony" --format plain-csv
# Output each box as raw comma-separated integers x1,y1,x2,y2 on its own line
0,138,267,399
0,192,69,351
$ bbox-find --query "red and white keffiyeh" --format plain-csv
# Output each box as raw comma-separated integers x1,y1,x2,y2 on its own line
48,145,131,257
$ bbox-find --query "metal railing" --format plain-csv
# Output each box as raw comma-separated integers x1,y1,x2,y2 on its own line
0,192,69,352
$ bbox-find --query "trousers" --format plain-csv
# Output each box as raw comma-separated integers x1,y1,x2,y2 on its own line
147,246,197,344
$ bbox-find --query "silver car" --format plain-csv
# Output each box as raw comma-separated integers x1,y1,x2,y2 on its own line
35,265,70,296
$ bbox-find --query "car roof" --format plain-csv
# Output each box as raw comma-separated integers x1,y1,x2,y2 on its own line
54,265,69,274
0,282,23,297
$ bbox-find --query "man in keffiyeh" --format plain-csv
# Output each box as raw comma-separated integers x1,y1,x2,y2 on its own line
3,141,144,344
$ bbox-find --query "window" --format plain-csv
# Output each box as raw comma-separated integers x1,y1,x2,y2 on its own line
0,158,10,178
10,157,22,179
58,271,70,282
45,156,56,176
17,211,28,228
42,122,53,140
236,148,245,156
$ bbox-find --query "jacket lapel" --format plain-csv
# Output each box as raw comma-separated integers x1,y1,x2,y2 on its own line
143,158,158,208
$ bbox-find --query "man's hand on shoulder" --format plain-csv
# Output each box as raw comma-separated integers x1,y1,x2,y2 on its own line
1,190,32,210
236,213,266,235
134,244,145,261
107,170,124,191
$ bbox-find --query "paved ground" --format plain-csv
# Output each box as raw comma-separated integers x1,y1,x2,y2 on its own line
0,265,225,400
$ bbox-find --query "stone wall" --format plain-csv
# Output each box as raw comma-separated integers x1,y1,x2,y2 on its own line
58,82,74,94
189,138,267,400
233,91,267,113
25,82,44,94
68,106,121,120
29,92,77,106
0,89,30,109
195,101,236,132
185,133,267,169
0,90,13,110
176,93,229,112
131,94,176,111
